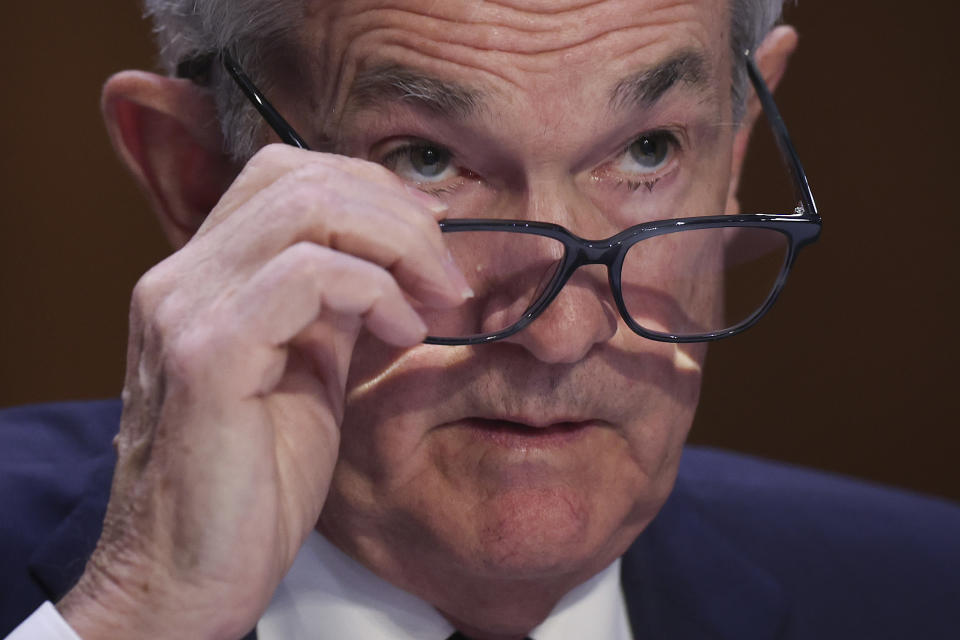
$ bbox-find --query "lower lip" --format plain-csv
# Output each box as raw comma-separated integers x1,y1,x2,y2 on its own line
458,418,595,448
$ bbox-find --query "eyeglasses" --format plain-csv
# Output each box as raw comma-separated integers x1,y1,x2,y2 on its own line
178,49,820,345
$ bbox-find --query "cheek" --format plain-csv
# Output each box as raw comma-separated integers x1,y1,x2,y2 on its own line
335,339,444,483
609,333,705,472
329,337,485,532
625,360,701,492
323,327,704,578
619,231,727,334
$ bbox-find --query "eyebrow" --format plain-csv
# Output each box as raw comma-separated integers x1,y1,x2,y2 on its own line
609,51,711,111
344,65,484,119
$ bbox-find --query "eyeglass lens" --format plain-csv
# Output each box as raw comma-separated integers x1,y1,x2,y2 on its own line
414,226,789,341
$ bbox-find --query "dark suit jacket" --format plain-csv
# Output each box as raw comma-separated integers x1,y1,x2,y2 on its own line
2,399,959,639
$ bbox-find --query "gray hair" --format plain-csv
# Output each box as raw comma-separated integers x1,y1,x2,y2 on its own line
145,0,306,160
731,0,790,120
145,0,788,160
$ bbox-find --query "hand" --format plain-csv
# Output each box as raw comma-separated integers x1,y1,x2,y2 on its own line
57,145,470,639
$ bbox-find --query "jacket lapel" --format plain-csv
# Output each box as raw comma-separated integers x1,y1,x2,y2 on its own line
621,474,788,640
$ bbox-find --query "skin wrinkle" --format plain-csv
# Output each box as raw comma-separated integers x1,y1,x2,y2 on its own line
283,1,739,635
342,336,693,457
315,37,721,154
345,65,484,119
609,50,711,110
351,0,614,33
330,65,720,162
292,0,727,140
426,0,694,40
317,1,712,74
326,52,725,183
353,13,699,60
337,338,701,494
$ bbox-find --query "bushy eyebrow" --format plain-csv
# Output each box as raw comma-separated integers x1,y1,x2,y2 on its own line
344,65,484,119
609,51,711,111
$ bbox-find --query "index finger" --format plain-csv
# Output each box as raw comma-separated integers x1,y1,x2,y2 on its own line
207,144,447,227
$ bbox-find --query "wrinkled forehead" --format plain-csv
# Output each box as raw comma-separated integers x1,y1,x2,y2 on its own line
295,0,732,117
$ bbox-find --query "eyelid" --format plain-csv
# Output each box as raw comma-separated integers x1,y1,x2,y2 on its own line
590,127,685,191
374,135,438,157
374,136,470,191
626,127,685,157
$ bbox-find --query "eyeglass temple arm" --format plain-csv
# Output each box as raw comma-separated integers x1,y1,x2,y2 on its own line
745,52,818,219
220,50,311,151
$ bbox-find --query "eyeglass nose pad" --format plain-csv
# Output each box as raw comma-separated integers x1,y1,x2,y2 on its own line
498,264,619,363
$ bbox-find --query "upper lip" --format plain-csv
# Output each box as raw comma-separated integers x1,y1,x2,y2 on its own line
463,414,603,429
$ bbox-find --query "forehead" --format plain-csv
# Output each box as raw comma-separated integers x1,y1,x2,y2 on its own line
300,0,731,114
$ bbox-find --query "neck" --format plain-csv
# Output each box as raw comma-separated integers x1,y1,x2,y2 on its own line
318,515,637,640
433,577,573,639
330,533,626,639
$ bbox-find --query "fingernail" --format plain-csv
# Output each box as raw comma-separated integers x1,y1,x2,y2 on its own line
405,184,448,213
445,250,474,300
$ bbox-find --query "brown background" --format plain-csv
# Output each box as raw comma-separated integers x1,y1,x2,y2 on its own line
1,4,958,501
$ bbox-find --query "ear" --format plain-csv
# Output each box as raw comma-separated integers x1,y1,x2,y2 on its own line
101,71,238,248
725,25,799,214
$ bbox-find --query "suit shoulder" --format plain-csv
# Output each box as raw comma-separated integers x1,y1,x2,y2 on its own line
0,398,121,465
0,398,120,530
677,445,960,535
0,396,120,512
626,450,960,637
0,399,120,634
0,399,120,559
674,446,960,622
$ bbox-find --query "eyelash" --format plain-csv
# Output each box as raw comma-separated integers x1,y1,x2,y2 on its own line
377,129,682,196
379,142,467,190
595,129,683,194
620,177,662,192
379,144,424,168
420,184,459,196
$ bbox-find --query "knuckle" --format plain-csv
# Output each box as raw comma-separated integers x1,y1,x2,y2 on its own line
288,161,333,185
365,261,399,296
163,321,235,383
283,241,330,278
391,216,439,261
132,266,166,305
247,142,293,171
315,152,403,190
342,155,397,181
163,328,207,381
150,293,188,338
267,169,343,227
265,182,315,226
130,265,174,320
403,205,444,240
386,220,420,255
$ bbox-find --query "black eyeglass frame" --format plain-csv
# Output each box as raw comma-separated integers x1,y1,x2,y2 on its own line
178,49,821,345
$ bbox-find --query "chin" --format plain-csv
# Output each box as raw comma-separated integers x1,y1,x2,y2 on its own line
442,482,651,582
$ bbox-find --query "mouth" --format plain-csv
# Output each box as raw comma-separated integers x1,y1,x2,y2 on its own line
456,417,598,448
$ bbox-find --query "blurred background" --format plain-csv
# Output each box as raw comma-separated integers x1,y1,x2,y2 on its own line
1,3,958,501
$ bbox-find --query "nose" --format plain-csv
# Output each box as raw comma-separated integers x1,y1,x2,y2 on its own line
495,182,620,363
500,264,619,363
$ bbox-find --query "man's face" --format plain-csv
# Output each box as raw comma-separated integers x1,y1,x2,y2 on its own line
296,0,735,613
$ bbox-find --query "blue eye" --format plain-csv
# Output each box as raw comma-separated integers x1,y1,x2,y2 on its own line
382,143,455,182
621,132,676,174
410,146,450,176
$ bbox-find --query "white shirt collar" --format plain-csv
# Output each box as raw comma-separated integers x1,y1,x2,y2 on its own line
258,531,632,640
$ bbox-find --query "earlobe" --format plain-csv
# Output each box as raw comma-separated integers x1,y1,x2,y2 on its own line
725,25,799,214
102,71,237,248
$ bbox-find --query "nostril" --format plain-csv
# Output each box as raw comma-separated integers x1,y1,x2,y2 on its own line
499,273,619,363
